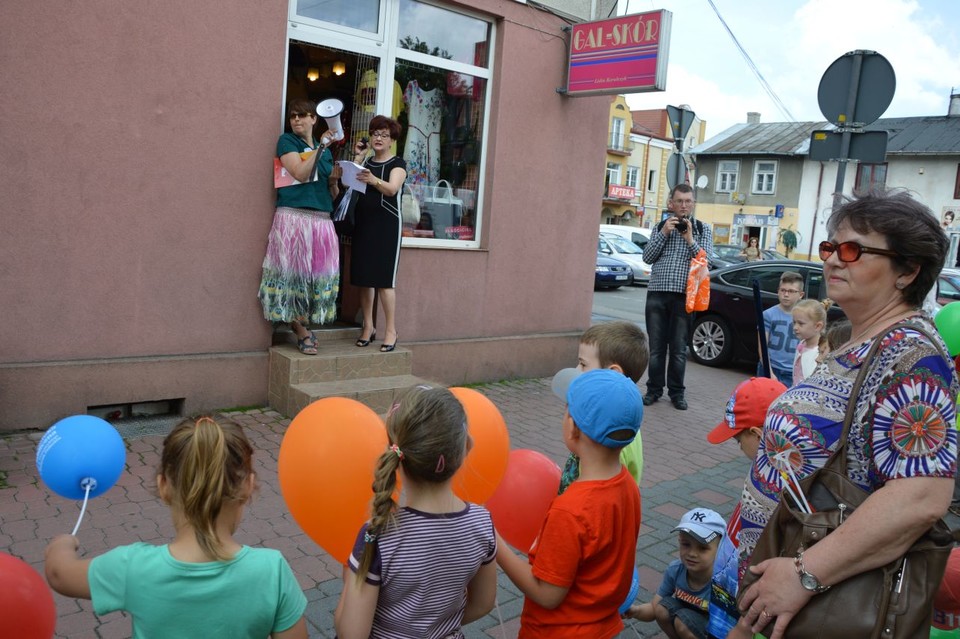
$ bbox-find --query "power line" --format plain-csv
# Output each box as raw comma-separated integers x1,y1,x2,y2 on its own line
705,0,799,124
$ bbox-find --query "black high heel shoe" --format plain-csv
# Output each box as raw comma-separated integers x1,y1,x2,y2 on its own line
355,330,376,347
380,336,398,353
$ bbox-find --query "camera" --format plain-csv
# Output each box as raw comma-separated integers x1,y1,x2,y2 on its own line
675,218,688,234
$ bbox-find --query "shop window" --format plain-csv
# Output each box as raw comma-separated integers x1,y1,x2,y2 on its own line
295,0,381,34
855,163,887,194
752,160,776,194
287,0,493,246
397,0,490,67
717,160,738,193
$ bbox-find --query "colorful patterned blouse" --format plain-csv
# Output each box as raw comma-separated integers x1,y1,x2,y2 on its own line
736,316,959,580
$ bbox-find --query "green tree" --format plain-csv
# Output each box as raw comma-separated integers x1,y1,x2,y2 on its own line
779,229,798,258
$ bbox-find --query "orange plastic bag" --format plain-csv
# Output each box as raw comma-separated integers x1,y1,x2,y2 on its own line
686,249,710,313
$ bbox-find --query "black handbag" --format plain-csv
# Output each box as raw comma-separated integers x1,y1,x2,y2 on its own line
332,187,359,237
738,321,957,638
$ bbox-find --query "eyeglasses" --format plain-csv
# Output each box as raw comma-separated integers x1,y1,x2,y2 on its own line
778,288,802,295
289,112,314,120
818,240,899,263
370,131,391,140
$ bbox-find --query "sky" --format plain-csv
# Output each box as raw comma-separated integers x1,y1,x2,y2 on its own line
618,0,960,137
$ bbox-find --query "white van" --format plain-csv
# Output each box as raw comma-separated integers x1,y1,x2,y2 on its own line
598,232,651,284
599,224,651,251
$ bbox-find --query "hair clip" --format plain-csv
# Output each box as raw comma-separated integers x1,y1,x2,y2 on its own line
387,401,401,418
435,454,446,474
363,530,377,544
390,443,404,460
195,416,217,428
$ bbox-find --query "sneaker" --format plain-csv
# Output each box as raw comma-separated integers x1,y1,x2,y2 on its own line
671,396,688,410
642,394,659,406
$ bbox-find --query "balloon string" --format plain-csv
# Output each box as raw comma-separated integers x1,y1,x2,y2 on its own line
71,483,93,536
493,594,507,639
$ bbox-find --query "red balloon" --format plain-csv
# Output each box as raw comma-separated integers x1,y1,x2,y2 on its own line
278,398,388,563
485,449,560,552
449,387,510,504
0,552,56,639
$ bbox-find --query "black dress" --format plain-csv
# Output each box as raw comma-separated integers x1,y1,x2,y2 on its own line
351,156,407,288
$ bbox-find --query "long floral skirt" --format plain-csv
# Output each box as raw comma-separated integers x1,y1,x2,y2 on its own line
258,207,340,325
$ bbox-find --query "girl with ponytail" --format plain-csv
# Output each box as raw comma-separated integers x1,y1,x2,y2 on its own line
335,385,498,639
45,416,307,638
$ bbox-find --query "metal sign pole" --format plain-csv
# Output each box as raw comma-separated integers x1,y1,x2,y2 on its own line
832,52,864,212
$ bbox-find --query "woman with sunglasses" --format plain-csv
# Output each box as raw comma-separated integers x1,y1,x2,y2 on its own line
257,99,342,355
349,115,407,353
721,190,958,639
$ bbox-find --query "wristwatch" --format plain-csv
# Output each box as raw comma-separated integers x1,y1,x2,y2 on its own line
795,550,830,593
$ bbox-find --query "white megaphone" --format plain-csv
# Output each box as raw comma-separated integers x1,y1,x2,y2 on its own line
317,98,345,146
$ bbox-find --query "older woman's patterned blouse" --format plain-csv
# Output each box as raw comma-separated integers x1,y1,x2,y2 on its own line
736,316,959,580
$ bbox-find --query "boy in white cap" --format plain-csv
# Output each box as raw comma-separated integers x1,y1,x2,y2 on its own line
704,377,785,639
497,368,643,639
626,508,726,639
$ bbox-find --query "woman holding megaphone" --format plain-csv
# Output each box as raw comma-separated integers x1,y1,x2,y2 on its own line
258,98,343,355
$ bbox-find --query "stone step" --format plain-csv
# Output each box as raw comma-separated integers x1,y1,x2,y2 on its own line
269,341,412,386
272,325,360,346
286,374,434,417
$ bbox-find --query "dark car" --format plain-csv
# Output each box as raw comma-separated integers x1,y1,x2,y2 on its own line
595,253,633,289
713,243,788,262
689,260,845,367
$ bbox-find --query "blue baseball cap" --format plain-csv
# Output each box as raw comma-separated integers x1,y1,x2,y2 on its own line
551,368,643,448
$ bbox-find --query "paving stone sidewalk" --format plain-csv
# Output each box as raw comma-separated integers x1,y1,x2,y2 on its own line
0,361,751,638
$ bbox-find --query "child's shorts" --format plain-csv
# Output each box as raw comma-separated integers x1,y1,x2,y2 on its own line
659,596,708,639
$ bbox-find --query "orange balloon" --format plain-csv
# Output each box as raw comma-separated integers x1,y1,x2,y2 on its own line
449,387,510,504
278,397,387,563
485,449,560,552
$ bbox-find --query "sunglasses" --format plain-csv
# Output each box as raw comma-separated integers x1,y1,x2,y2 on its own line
818,240,899,263
289,112,314,120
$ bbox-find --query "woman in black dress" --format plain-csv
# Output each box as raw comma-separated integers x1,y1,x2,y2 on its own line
351,115,407,352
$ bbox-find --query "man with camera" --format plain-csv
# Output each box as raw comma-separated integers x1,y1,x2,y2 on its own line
641,184,713,410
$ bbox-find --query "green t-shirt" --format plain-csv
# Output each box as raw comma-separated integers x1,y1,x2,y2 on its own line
89,543,306,638
276,132,335,211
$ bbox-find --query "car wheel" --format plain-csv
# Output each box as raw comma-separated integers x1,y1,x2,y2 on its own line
690,315,734,366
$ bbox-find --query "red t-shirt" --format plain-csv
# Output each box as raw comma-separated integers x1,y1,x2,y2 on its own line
519,466,642,639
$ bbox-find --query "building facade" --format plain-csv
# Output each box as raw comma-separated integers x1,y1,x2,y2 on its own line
1,0,615,430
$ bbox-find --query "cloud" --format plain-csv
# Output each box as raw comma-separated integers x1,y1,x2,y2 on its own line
622,0,960,134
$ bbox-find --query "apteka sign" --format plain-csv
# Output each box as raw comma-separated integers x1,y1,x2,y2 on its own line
564,10,672,97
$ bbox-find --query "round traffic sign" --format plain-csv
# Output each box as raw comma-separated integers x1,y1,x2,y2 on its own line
817,50,895,125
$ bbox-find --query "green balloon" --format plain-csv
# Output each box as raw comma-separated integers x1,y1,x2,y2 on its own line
935,302,960,357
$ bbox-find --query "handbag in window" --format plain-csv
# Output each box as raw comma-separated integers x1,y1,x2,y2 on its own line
401,183,420,225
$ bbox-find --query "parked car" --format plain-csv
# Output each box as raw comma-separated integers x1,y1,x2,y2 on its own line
713,243,789,262
595,253,633,289
688,259,845,367
599,234,651,284
599,224,650,251
938,268,960,307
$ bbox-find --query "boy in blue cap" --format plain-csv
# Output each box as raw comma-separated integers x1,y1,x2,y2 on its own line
496,368,643,638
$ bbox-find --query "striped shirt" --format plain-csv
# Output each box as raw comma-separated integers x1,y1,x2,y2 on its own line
643,218,713,293
349,504,497,639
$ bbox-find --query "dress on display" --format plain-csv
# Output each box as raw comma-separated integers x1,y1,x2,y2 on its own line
351,156,407,289
258,133,340,325
402,80,442,188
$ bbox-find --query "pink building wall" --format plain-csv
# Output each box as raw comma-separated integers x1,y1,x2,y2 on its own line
0,1,610,430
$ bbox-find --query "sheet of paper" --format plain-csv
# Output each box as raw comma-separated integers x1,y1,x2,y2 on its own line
336,161,367,193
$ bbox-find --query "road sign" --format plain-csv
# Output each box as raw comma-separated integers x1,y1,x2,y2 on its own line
666,153,685,190
809,130,888,163
818,51,895,125
666,104,695,148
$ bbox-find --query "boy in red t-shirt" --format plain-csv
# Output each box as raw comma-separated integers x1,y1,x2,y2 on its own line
496,368,643,639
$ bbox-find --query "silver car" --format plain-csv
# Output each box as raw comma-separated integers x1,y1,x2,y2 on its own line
599,234,651,284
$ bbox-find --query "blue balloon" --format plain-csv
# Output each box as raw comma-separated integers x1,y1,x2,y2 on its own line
36,415,126,500
618,566,640,616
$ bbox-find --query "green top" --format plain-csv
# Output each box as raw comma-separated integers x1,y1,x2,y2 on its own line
276,132,335,211
89,543,306,638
